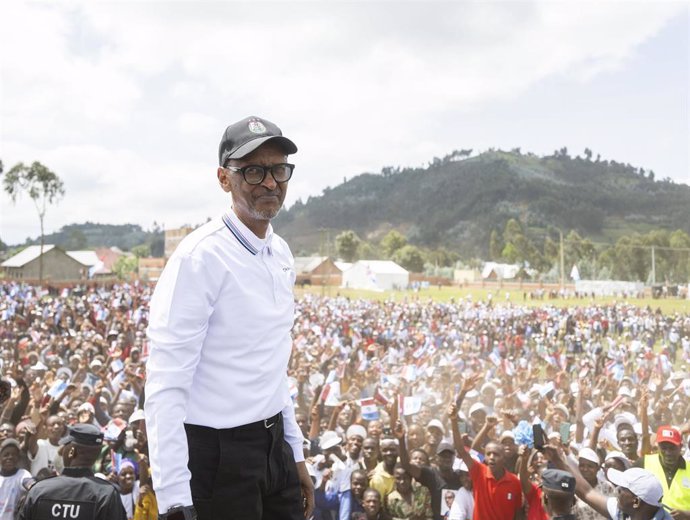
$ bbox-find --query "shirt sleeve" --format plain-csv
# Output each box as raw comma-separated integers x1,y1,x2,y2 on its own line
281,399,306,463
144,252,219,513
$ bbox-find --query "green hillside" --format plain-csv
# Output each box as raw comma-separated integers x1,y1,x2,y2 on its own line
275,149,690,258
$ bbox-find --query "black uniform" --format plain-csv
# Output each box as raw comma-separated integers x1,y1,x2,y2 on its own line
17,467,127,520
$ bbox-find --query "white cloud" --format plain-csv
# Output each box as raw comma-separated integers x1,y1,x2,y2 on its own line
0,1,686,244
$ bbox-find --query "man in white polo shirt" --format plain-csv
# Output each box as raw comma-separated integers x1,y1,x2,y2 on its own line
145,116,313,520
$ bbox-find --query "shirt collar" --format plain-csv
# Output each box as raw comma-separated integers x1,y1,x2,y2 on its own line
222,209,273,256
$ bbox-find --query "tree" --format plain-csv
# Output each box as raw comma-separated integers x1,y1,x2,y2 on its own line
489,229,504,260
392,245,425,272
2,161,65,283
335,230,361,262
131,244,151,258
381,230,407,258
584,148,592,161
113,255,138,280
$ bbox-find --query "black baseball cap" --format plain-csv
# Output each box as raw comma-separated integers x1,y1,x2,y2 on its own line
436,442,455,455
218,116,297,166
59,423,104,447
541,469,576,494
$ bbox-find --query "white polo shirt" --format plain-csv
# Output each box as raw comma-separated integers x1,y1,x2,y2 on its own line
145,210,304,513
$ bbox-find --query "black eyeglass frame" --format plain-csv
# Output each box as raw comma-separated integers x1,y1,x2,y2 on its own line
223,163,295,185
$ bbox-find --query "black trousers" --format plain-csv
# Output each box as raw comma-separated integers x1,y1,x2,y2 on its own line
184,413,304,520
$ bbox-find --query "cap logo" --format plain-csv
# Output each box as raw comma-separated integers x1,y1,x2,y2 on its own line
561,482,569,488
662,430,674,438
248,120,267,134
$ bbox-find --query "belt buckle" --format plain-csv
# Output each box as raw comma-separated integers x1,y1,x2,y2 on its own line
264,416,276,428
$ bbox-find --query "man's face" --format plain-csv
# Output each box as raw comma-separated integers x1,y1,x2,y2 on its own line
617,428,638,459
295,413,308,437
615,486,637,514
470,410,486,432
220,142,289,225
437,450,455,472
501,437,517,457
347,435,364,459
367,420,383,438
362,490,381,518
445,491,455,508
425,426,443,446
578,458,600,484
47,416,65,443
0,446,19,472
407,425,425,450
411,449,429,467
484,442,505,475
351,473,367,499
380,441,399,467
658,441,682,468
362,438,379,461
394,467,411,494
0,424,15,441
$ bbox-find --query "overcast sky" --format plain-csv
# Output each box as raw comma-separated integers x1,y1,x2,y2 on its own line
1,1,688,246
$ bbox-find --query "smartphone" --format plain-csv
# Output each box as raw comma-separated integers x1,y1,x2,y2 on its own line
458,421,469,434
560,422,571,444
533,423,546,451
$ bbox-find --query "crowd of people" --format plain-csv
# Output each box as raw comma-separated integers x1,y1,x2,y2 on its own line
0,280,689,519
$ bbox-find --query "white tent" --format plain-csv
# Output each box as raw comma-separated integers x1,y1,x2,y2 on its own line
341,260,409,291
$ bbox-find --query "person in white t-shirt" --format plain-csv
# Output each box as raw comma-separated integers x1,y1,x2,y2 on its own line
26,415,65,477
0,439,32,519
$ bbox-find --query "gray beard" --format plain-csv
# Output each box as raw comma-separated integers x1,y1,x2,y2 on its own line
248,204,282,221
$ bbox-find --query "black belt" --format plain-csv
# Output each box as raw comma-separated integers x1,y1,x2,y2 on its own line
185,412,282,435
230,412,281,431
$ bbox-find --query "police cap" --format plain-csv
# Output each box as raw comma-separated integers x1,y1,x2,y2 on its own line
541,469,576,494
59,423,104,446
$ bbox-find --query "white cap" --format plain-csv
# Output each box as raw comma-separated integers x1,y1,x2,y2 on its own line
613,412,636,431
128,409,145,424
469,403,486,416
577,447,600,465
77,402,95,414
319,430,342,450
346,424,367,440
618,386,633,398
605,451,632,469
499,430,515,442
606,468,663,507
427,419,445,435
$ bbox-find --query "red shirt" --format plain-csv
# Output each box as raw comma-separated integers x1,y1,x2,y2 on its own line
526,483,548,520
469,462,523,520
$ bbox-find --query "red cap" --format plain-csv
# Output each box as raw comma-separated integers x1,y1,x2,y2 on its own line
656,425,682,446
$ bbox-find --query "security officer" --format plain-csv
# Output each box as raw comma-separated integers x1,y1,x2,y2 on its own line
17,423,127,520
541,469,577,520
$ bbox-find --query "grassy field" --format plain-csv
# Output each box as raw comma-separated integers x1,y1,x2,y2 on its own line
295,285,690,314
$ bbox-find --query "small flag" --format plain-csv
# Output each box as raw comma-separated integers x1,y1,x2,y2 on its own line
47,380,67,398
324,382,341,407
359,398,379,421
374,387,389,406
402,396,422,416
402,365,416,382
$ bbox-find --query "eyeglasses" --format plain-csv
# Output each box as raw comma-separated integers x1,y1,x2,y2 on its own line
224,163,294,185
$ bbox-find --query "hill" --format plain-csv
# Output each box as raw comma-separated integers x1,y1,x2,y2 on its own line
9,222,165,257
274,149,690,257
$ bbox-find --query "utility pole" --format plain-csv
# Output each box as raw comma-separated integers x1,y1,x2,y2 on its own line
651,246,656,285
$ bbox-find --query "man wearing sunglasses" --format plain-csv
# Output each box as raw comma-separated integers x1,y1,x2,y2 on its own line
146,116,313,520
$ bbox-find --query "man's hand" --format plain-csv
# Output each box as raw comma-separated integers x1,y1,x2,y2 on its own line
670,509,690,520
461,373,482,394
295,461,314,520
